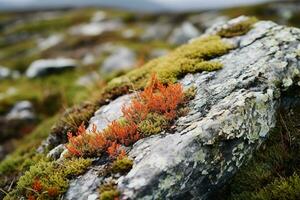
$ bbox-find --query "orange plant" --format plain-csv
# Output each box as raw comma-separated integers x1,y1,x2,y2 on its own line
66,74,184,158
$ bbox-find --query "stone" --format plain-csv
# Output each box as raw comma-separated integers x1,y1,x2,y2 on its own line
141,23,172,41
0,66,20,80
116,18,300,199
101,47,136,73
60,17,300,200
76,72,100,87
6,100,35,121
37,34,63,50
47,144,66,160
69,20,123,36
26,58,77,78
168,22,200,45
88,94,134,132
64,168,102,200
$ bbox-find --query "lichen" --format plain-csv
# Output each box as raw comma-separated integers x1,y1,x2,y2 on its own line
217,17,257,38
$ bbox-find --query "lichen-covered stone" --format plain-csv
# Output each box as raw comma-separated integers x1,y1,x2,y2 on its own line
60,17,300,200
115,18,300,199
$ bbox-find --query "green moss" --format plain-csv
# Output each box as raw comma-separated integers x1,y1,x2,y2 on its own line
99,182,120,200
232,174,300,200
105,35,232,93
5,158,91,199
217,17,258,38
138,113,168,136
111,156,133,174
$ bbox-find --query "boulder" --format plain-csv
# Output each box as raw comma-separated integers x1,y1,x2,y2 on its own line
65,18,300,199
6,100,35,121
141,23,173,41
26,58,77,78
0,66,20,80
168,22,200,45
101,47,136,73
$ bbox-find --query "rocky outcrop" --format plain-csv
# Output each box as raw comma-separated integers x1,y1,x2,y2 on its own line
26,58,78,78
63,17,300,199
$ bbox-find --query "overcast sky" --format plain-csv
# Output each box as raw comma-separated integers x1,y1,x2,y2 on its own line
0,0,275,11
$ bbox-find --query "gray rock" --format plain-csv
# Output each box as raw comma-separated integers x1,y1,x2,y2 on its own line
101,47,136,73
47,144,66,160
141,23,172,41
76,72,100,87
69,20,123,36
37,34,63,50
168,22,200,45
88,94,134,132
0,66,20,80
64,168,102,200
189,12,229,30
63,17,300,200
116,19,300,199
26,58,77,78
6,100,35,120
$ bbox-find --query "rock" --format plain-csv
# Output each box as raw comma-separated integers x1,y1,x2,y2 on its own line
141,23,172,41
26,58,77,78
6,100,35,121
0,66,20,80
168,22,200,45
47,144,66,160
76,72,100,86
109,19,300,199
88,94,134,132
189,11,229,30
69,20,123,36
91,11,107,23
64,168,102,200
82,54,96,65
101,47,136,73
37,34,63,50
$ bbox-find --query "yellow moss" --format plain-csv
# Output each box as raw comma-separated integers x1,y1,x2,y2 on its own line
105,35,232,92
137,113,168,136
217,17,258,38
4,158,92,200
111,156,133,174
99,182,120,200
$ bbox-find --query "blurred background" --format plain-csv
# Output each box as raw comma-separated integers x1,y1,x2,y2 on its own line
0,0,299,160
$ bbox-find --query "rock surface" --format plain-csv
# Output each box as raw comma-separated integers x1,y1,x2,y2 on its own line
168,22,200,44
101,47,136,73
26,58,77,78
65,18,300,199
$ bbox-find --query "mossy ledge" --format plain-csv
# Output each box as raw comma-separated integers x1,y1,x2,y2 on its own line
50,35,233,143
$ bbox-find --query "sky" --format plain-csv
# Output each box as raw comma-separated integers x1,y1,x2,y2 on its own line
0,0,275,11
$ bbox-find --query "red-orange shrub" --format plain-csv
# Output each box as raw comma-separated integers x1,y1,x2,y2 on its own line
66,74,184,158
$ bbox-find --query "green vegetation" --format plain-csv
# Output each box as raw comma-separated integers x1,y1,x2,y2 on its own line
111,156,133,174
4,158,91,200
105,35,231,93
99,182,120,200
217,17,257,38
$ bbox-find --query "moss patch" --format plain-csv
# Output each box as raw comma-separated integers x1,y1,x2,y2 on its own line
111,156,133,174
217,17,257,38
4,158,92,200
99,182,120,200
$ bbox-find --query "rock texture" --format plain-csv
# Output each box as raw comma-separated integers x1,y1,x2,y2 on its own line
65,18,300,199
